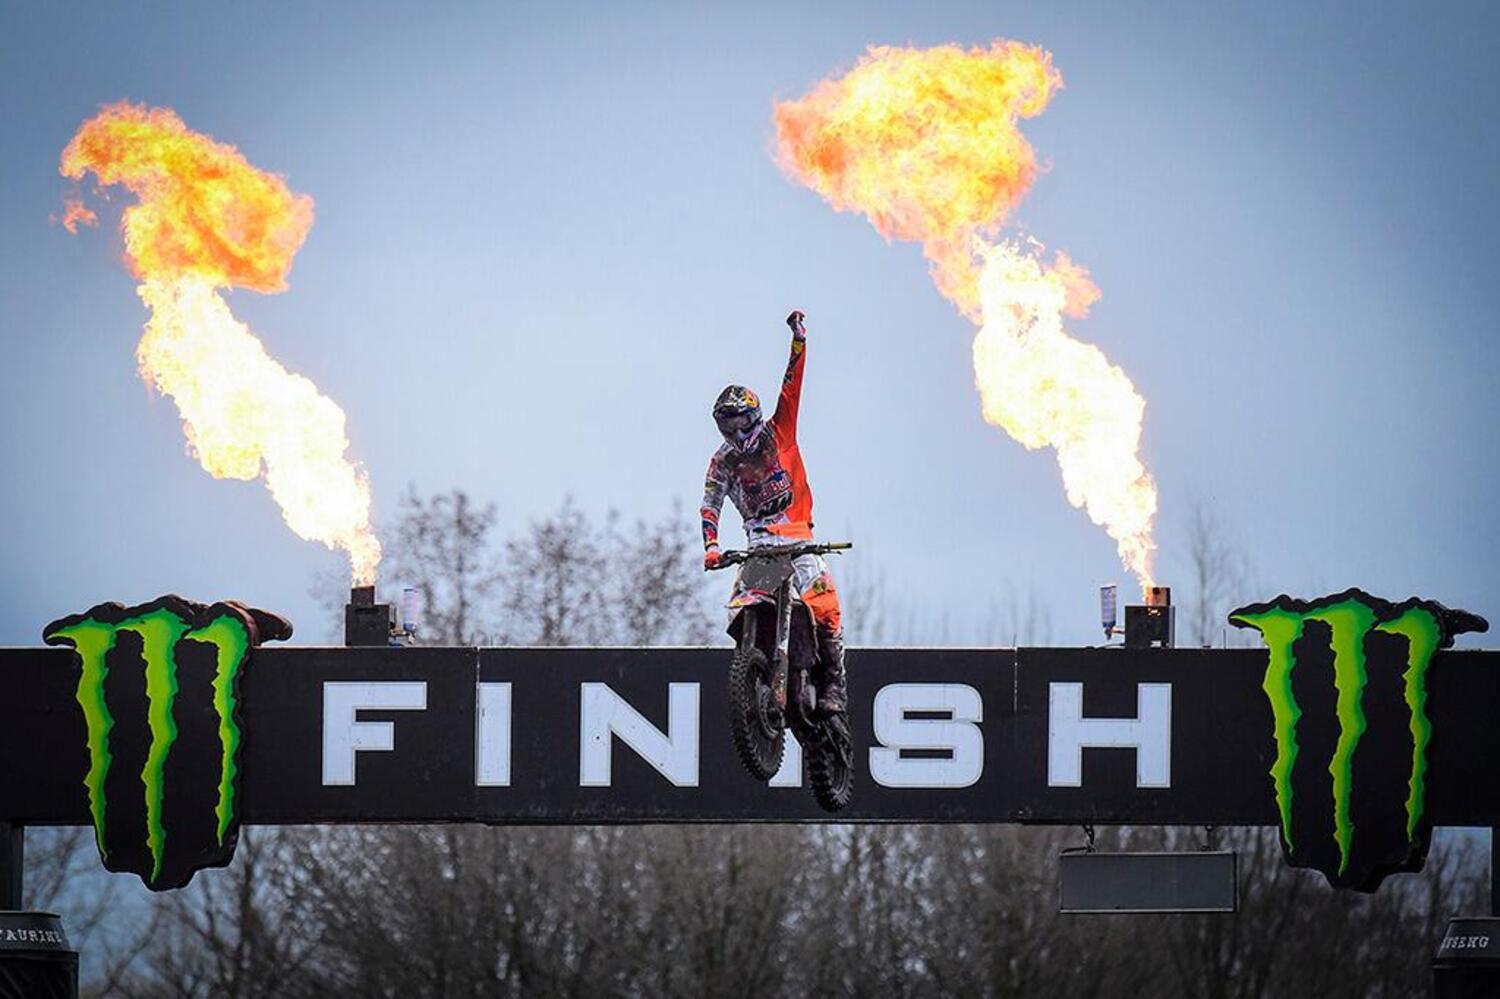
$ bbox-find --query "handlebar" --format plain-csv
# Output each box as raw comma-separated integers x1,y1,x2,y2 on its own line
709,541,852,570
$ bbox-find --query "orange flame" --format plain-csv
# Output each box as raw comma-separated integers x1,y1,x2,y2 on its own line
774,42,1158,591
61,198,98,234
61,102,380,584
775,41,1061,321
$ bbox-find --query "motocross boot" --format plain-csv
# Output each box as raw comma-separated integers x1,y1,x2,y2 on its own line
816,629,847,716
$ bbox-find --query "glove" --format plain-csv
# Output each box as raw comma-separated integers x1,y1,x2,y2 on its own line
704,547,722,571
786,310,806,337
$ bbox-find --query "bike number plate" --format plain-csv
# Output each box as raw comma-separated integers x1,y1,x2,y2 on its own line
741,557,796,593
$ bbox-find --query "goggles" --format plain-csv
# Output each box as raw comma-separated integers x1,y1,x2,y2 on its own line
715,410,757,436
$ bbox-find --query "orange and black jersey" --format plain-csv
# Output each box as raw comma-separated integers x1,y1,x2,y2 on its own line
701,329,814,547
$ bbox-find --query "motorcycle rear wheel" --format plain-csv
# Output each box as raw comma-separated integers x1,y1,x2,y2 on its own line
809,715,854,813
729,644,784,781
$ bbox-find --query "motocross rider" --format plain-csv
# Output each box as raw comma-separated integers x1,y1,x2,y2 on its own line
701,310,846,716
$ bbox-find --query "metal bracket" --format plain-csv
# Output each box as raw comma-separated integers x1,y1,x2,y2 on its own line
1062,823,1097,855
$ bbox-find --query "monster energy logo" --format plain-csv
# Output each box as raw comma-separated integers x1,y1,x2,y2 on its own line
1230,589,1485,890
42,596,285,889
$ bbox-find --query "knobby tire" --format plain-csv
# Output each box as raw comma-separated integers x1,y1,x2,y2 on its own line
809,716,854,813
729,644,784,781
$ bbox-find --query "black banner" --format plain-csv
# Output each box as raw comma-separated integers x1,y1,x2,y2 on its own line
4,644,1497,828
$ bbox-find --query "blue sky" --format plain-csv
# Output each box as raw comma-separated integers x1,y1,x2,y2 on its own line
2,2,1496,646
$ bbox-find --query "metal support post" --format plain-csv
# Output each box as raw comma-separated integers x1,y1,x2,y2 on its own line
1492,827,1498,918
0,822,22,910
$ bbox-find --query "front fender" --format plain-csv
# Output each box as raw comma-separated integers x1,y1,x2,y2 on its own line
726,595,816,649
725,600,764,642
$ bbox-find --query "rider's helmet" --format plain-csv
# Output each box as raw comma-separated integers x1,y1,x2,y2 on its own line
713,384,763,450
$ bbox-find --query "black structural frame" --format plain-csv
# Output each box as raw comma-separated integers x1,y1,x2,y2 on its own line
1,641,1497,909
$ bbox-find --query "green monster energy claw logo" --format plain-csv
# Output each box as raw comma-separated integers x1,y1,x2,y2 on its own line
1230,589,1486,891
43,595,289,890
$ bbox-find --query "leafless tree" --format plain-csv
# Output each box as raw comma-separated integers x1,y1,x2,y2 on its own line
307,486,504,644
388,486,506,645
21,827,163,995
107,489,1488,998
834,552,892,646
118,828,319,998
498,498,715,646
982,582,1054,647
1182,494,1260,648
1085,824,1484,999
603,504,717,646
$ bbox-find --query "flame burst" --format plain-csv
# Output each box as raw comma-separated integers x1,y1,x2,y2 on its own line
60,102,380,584
61,198,98,234
774,42,1158,590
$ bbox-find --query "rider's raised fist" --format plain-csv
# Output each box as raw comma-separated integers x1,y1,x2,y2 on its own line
786,310,806,336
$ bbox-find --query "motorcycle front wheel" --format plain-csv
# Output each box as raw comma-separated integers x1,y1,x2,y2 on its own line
728,643,784,781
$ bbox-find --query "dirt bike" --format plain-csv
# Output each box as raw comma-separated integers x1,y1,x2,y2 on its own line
710,541,854,813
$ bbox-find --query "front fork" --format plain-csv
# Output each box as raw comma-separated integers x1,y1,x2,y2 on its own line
740,583,801,716
772,583,793,711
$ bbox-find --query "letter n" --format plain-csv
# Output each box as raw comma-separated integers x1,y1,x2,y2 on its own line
578,683,699,787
